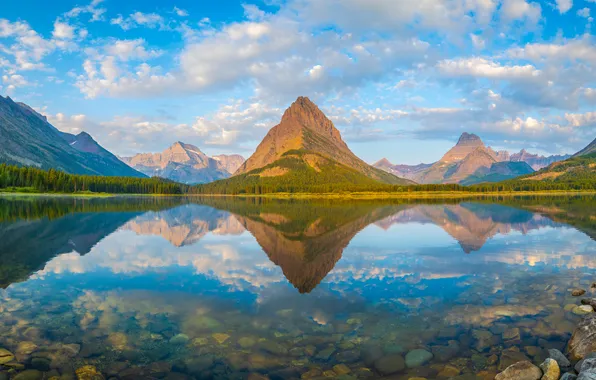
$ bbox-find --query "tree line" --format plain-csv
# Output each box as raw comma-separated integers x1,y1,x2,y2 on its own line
1,159,594,196
0,164,188,195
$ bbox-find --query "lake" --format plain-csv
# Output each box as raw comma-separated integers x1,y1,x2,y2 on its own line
0,195,595,380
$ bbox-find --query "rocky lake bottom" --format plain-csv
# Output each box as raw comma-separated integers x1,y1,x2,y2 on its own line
0,196,595,380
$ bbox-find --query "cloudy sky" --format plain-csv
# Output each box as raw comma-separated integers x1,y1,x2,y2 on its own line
1,0,595,163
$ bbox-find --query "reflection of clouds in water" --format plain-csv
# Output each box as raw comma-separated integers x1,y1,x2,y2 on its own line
35,230,284,292
31,213,595,298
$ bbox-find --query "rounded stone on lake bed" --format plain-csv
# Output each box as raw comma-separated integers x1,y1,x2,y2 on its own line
548,348,571,368
169,333,190,345
0,348,14,364
495,360,542,380
75,365,104,380
572,305,594,315
212,333,230,344
405,349,433,368
573,289,587,297
12,370,43,380
374,354,405,375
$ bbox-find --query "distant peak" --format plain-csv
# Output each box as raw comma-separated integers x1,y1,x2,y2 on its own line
457,132,481,144
375,158,393,166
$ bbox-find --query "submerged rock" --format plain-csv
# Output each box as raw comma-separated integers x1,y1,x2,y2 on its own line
169,334,190,345
573,305,594,316
0,348,14,364
495,360,542,380
561,374,577,380
12,370,43,380
540,358,560,380
548,348,571,368
431,340,460,362
574,289,587,297
405,349,433,368
374,354,405,375
75,365,105,380
569,314,596,360
498,350,531,371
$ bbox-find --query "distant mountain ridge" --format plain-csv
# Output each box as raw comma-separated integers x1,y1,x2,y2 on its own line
0,95,145,177
373,133,572,184
121,142,245,184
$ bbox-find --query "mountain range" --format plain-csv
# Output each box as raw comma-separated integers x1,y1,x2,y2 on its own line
373,132,569,185
0,95,144,177
120,142,245,184
0,93,592,188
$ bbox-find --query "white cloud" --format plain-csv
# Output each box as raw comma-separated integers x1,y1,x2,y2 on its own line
437,57,540,80
555,0,573,14
111,12,165,30
173,6,188,17
470,34,485,49
508,38,596,63
105,39,162,61
2,74,30,93
65,0,106,22
52,21,75,40
500,0,542,22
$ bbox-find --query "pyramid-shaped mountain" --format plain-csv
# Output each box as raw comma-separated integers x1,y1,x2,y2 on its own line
233,96,409,185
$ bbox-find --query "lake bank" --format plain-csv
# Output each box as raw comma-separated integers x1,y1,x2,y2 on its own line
1,189,595,200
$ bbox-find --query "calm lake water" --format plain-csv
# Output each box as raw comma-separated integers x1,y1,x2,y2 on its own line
0,196,595,380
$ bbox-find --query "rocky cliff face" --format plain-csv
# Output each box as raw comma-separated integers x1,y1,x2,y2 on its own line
213,154,245,174
122,142,245,184
0,95,145,177
234,96,405,184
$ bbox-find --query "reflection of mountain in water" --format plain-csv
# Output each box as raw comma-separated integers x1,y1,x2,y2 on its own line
376,203,560,253
0,197,186,288
0,212,141,288
124,204,244,246
198,199,405,293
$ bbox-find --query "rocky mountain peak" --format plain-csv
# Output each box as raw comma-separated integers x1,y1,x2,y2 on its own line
374,158,393,167
456,132,483,145
279,96,341,142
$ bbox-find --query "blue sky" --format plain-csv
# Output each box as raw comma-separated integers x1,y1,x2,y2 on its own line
1,0,595,163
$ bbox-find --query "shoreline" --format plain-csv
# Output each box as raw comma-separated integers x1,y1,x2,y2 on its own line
0,190,595,200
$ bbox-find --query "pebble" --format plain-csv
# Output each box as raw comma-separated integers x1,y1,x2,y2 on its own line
573,289,588,297
540,358,560,380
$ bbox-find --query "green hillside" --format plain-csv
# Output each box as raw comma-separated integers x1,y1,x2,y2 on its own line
193,150,414,194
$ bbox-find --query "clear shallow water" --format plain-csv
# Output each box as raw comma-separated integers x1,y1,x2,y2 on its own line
0,196,595,380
